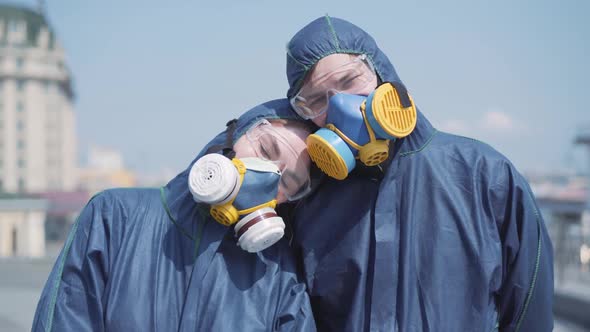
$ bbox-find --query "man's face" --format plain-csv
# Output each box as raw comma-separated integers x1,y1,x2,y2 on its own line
233,120,311,204
292,53,379,126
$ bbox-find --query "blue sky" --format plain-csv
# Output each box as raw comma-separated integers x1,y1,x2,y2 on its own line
5,0,590,176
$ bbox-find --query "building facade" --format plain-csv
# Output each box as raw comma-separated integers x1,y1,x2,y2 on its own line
0,5,76,193
78,146,137,195
0,193,47,258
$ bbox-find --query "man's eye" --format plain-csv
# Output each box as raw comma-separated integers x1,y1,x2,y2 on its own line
309,97,324,109
340,74,362,90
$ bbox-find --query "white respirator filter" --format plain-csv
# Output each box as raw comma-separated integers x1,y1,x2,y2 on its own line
188,154,241,205
234,207,285,253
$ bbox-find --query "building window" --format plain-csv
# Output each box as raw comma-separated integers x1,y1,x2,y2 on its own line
8,20,21,32
16,120,24,131
17,140,25,150
16,57,24,69
16,101,24,112
44,80,51,93
16,80,25,92
18,177,25,192
12,228,18,255
7,20,26,46
18,158,25,168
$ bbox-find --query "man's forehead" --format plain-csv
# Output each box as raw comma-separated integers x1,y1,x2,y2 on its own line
309,53,354,81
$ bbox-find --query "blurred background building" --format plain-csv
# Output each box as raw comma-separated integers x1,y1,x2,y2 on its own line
0,6,128,329
78,146,136,195
0,4,140,262
525,127,590,329
0,4,81,264
0,192,46,258
0,4,76,193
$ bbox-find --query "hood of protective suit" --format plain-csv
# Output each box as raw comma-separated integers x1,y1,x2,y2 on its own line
286,15,404,99
164,98,305,233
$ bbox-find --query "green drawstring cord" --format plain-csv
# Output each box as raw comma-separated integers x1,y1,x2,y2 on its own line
160,186,209,258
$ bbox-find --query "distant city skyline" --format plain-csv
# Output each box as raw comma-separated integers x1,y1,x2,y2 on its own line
5,0,590,177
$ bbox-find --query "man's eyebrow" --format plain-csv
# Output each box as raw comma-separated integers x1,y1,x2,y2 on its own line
339,73,357,81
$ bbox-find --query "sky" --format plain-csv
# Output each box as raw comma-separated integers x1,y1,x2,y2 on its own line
4,0,590,177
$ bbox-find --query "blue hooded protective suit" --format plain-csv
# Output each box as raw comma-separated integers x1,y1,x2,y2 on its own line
32,99,317,332
286,16,554,332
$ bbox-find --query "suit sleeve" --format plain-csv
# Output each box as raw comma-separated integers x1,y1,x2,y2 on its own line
494,165,554,332
32,194,111,332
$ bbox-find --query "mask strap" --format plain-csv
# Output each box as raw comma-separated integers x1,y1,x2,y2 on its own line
360,101,378,143
221,158,246,207
389,81,413,108
237,199,278,216
325,124,363,151
205,119,238,158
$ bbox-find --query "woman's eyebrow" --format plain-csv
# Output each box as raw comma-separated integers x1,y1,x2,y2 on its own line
270,136,281,156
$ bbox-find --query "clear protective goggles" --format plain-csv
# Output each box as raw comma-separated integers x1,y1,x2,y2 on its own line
290,54,377,120
245,119,312,201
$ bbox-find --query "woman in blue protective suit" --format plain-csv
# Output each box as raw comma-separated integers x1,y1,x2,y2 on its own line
32,99,317,331
285,16,554,331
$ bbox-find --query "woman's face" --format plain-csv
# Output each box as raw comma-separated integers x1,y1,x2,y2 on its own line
233,120,311,204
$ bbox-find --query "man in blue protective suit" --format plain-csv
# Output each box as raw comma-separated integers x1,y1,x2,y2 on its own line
286,16,554,331
32,99,317,331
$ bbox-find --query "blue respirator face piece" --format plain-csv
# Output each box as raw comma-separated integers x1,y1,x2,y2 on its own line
306,82,418,180
188,154,285,253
